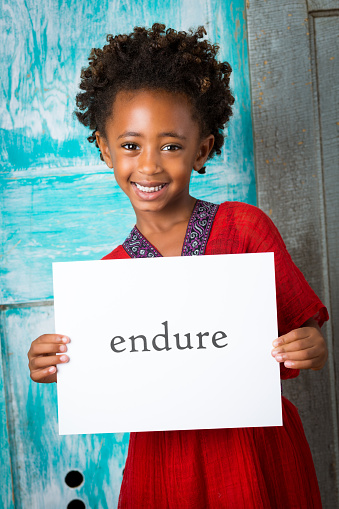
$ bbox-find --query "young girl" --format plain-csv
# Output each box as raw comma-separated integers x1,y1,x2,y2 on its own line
28,24,329,508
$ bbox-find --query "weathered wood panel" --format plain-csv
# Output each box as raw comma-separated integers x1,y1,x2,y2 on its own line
1,304,129,508
315,13,339,430
246,1,339,506
0,0,255,306
1,1,255,507
308,0,339,10
0,163,254,305
0,0,254,174
0,335,14,509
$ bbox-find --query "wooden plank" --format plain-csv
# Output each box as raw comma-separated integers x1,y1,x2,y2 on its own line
0,160,255,305
314,13,339,436
0,315,14,509
1,303,129,508
308,0,339,11
1,0,256,305
246,1,339,506
1,2,256,507
0,0,254,174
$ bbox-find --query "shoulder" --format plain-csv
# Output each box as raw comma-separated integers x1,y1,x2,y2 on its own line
101,244,130,260
217,200,272,224
212,201,285,252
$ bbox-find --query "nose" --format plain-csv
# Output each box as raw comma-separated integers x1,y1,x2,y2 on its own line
138,148,162,176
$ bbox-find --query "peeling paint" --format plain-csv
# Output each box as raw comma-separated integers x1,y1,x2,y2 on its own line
1,1,256,507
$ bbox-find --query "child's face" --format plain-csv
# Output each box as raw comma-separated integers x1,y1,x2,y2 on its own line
96,89,214,216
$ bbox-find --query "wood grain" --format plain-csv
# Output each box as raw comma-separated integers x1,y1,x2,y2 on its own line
308,0,339,11
314,12,339,451
1,1,255,507
246,1,339,506
1,0,255,305
0,329,14,509
1,304,129,508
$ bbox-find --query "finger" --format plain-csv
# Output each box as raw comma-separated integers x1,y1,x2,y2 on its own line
35,334,70,345
29,342,68,357
272,346,321,364
30,354,69,371
272,328,309,348
283,357,326,370
30,366,57,384
28,335,70,360
271,337,318,355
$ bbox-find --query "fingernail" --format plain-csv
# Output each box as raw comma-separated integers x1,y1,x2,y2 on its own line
273,339,282,347
59,345,66,352
60,355,68,362
276,354,284,362
49,367,56,373
61,337,70,343
284,361,294,367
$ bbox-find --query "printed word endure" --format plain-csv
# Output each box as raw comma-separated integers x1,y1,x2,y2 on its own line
110,321,228,353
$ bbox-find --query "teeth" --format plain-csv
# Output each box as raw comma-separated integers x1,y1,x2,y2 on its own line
135,183,165,193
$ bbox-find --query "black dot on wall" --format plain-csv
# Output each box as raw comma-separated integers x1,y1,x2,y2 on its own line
67,500,86,509
65,470,84,488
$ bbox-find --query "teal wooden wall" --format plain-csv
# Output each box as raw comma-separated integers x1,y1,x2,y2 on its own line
0,0,255,507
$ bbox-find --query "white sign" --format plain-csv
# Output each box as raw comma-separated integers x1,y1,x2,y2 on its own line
53,253,282,435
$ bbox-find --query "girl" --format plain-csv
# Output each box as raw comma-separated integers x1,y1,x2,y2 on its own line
28,24,329,508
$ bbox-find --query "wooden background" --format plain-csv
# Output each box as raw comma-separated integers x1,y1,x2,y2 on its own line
1,0,338,507
0,1,255,507
247,0,339,507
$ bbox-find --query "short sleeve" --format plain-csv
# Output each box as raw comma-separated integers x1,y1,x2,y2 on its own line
241,206,329,336
238,205,329,381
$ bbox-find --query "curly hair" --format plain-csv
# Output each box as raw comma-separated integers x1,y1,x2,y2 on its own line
75,23,235,173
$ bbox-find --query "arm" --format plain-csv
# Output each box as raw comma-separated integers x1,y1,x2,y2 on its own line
271,318,328,371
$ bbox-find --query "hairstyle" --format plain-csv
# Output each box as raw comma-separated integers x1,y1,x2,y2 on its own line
75,23,235,173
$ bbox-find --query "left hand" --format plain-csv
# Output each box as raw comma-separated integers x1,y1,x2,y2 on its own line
271,320,328,371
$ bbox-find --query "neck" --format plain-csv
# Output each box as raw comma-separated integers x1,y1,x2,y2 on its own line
134,195,197,235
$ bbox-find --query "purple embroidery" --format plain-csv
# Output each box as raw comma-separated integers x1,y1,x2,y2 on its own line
181,200,218,256
123,199,219,258
123,227,161,258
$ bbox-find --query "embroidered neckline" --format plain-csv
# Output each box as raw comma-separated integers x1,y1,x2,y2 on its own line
122,199,219,258
123,226,161,258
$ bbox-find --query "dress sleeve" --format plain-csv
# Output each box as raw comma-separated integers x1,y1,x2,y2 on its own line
241,206,329,333
239,205,329,380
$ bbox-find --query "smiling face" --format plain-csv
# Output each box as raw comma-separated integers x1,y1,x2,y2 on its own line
96,89,214,220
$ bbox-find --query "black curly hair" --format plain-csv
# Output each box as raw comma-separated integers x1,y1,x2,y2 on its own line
75,23,235,174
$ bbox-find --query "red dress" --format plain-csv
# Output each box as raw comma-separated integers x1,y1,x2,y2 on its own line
103,201,328,509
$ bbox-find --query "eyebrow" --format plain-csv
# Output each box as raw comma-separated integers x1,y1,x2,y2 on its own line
117,131,187,140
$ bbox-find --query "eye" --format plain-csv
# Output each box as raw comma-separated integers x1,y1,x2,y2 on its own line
162,144,181,151
121,143,139,150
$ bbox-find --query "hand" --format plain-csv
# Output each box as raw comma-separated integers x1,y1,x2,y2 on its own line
271,323,328,371
28,334,70,383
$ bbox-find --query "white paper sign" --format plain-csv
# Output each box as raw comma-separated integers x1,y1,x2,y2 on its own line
53,253,282,435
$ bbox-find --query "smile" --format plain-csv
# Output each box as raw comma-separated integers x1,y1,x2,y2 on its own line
133,183,167,193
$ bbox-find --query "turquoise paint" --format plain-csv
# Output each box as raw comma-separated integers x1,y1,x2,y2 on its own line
1,0,255,506
1,1,255,305
0,325,14,509
2,305,129,508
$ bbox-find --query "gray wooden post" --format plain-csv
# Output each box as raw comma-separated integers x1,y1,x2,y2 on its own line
246,0,339,506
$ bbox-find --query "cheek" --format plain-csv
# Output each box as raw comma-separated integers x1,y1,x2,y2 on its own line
112,155,132,178
173,157,194,179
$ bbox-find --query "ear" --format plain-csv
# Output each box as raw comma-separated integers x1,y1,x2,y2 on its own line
193,134,215,173
95,131,113,168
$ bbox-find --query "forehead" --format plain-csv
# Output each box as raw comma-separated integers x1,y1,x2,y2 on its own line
109,89,199,131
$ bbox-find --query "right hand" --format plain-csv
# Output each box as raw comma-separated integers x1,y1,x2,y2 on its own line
28,334,70,383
